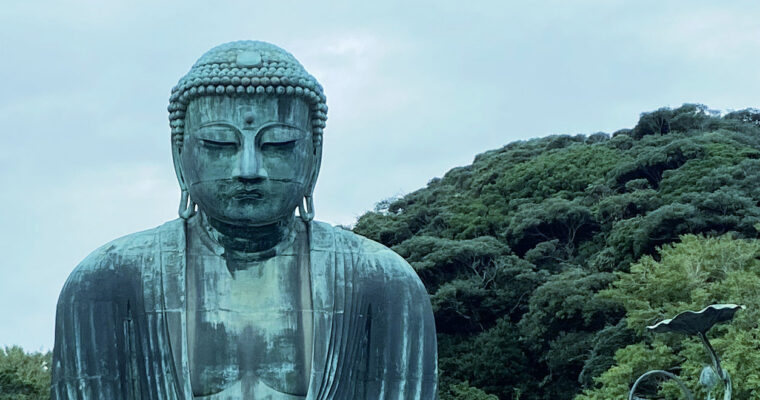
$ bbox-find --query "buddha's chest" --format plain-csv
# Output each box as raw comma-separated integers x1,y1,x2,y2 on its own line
186,252,312,399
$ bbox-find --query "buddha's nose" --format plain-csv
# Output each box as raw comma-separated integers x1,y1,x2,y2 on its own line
235,141,268,181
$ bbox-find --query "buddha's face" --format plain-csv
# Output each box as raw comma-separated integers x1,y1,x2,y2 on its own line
179,95,316,226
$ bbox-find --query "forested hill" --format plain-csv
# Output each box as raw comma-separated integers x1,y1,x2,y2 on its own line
353,104,760,399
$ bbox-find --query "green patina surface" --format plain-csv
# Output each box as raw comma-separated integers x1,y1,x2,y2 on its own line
51,41,438,400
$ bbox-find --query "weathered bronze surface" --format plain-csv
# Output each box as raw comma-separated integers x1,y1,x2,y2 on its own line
51,41,438,399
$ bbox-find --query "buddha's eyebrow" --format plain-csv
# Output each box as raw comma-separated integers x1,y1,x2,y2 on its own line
198,121,237,128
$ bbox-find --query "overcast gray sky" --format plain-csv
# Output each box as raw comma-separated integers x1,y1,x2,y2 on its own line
1,0,759,351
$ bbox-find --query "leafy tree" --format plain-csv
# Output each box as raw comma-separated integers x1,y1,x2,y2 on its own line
608,137,703,189
518,269,624,398
577,319,635,388
439,318,534,399
431,254,547,333
593,189,660,226
631,104,712,139
506,198,598,257
392,235,511,291
723,108,760,126
577,235,760,399
0,346,51,400
632,107,672,138
439,381,499,400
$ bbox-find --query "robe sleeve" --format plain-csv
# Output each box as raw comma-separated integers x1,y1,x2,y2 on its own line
51,254,140,399
49,222,182,400
364,251,438,399
51,220,190,400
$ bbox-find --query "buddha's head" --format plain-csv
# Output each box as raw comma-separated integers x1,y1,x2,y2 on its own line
168,41,327,227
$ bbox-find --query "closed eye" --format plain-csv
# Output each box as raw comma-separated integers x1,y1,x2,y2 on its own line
261,140,297,151
200,139,238,148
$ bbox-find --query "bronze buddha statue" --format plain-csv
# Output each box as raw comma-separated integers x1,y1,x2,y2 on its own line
51,41,438,399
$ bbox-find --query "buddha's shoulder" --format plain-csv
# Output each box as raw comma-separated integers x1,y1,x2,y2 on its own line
310,220,402,258
310,221,423,286
63,220,182,291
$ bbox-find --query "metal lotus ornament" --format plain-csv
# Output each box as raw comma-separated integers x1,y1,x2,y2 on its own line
629,304,744,400
647,304,744,336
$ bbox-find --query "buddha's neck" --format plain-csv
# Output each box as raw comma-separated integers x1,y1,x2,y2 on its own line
202,212,296,257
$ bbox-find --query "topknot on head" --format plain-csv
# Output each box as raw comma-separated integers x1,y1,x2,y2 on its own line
168,41,327,144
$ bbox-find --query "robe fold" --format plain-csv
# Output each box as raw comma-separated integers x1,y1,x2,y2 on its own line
52,219,438,399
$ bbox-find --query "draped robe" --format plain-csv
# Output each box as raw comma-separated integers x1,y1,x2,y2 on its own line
51,219,438,399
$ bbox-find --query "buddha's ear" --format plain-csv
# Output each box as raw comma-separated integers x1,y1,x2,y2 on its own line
171,137,188,191
298,135,322,222
306,135,323,197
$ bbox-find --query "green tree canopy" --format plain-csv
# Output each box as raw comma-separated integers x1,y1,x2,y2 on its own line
352,103,760,399
0,346,51,400
577,234,760,399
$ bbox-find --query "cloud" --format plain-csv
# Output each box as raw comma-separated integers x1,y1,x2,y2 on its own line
643,6,760,62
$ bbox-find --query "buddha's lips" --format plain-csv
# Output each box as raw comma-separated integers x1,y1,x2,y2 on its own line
232,189,263,200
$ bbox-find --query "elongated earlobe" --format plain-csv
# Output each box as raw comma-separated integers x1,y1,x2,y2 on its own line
299,136,322,223
298,195,314,222
178,189,197,220
172,137,196,219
